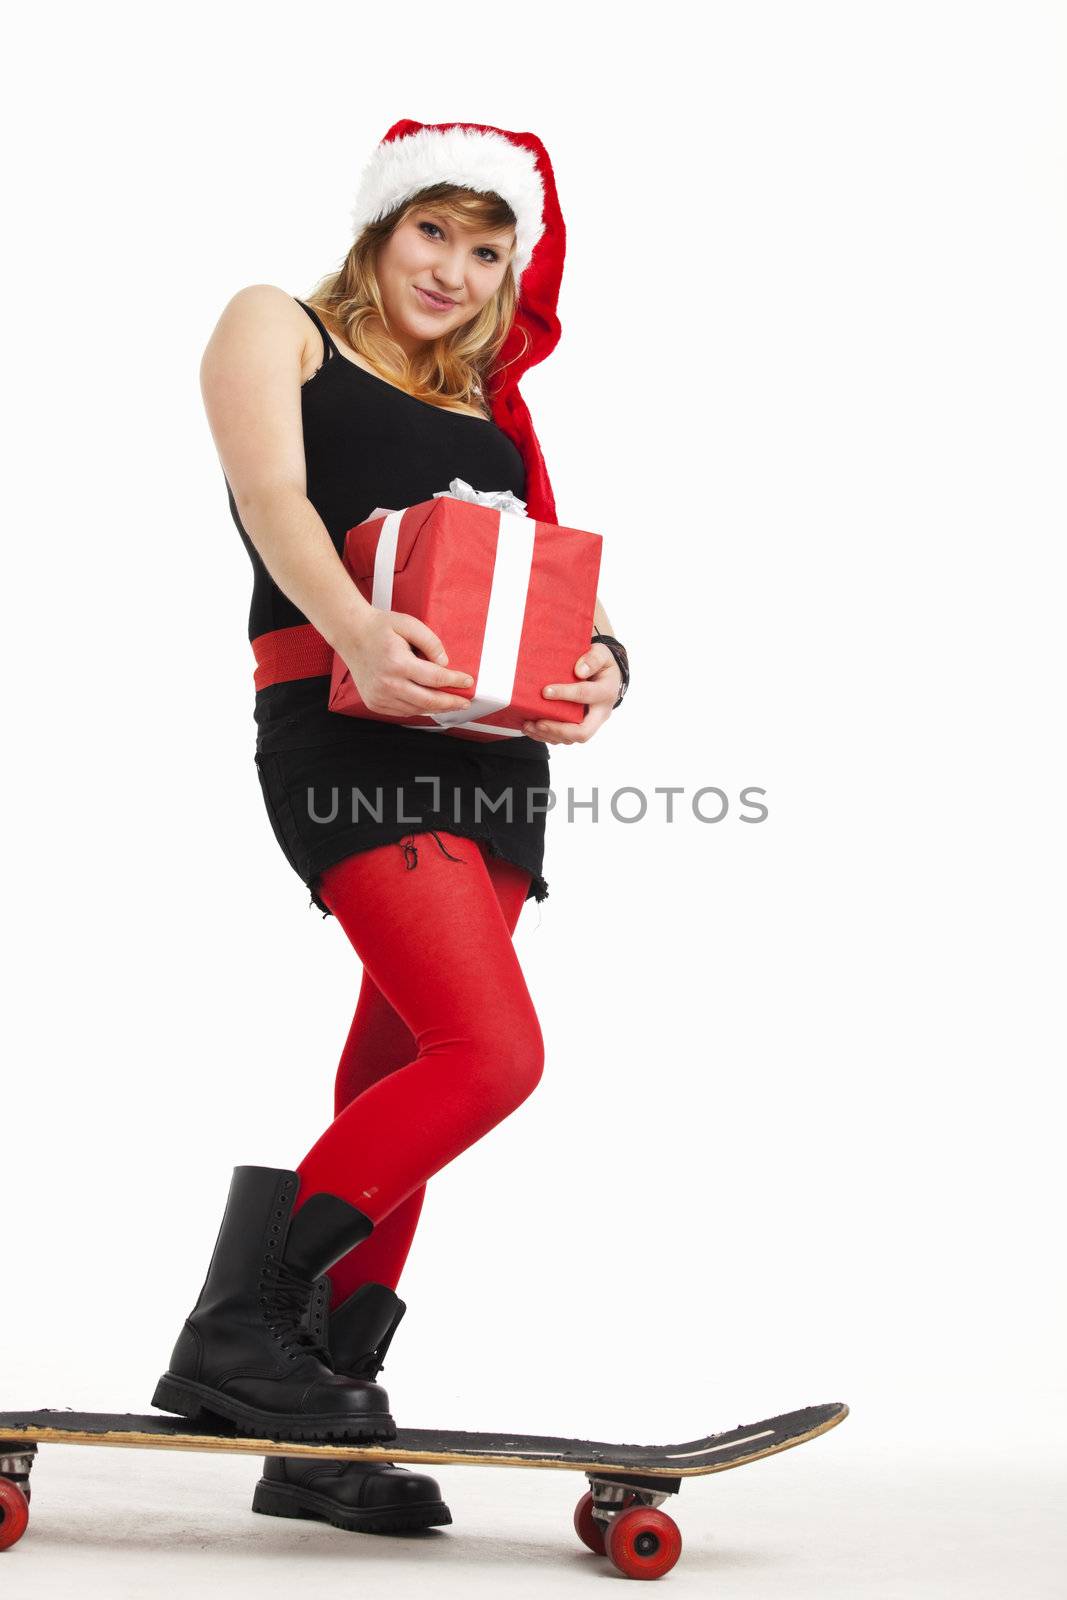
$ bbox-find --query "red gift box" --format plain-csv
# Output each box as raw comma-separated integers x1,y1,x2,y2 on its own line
327,496,603,744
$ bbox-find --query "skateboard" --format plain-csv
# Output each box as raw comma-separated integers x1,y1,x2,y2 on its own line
0,1400,848,1579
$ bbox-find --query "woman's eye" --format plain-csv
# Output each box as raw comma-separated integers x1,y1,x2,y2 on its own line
418,221,498,264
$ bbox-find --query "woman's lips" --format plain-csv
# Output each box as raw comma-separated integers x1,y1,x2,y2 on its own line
414,285,456,312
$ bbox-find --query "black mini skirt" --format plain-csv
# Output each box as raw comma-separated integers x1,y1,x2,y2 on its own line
254,728,552,917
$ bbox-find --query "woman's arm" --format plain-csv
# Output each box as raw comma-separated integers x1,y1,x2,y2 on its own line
200,284,373,654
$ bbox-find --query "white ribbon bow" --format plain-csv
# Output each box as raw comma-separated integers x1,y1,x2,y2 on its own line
432,477,528,516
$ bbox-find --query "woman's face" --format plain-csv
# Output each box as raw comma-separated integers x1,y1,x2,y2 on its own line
376,205,516,355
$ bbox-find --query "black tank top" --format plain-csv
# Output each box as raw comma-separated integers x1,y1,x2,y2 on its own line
224,297,549,761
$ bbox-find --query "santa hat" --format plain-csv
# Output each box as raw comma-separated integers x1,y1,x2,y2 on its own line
351,119,566,524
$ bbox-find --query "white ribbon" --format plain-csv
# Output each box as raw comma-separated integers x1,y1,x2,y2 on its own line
370,505,537,737
432,476,528,516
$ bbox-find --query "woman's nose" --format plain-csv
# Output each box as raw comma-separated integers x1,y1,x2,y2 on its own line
434,253,467,292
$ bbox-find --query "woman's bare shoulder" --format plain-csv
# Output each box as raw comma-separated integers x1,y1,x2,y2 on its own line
202,285,319,375
210,283,310,337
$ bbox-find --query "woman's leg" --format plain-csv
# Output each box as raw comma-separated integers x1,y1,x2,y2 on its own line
292,832,542,1272
324,977,425,1306
324,843,533,1307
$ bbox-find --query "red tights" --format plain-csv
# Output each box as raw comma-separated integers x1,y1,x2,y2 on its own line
290,831,543,1312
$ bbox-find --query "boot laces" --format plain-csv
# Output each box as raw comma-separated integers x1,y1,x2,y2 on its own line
260,1258,333,1365
343,1307,401,1381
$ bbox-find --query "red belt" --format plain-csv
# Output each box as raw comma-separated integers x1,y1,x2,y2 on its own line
251,624,333,691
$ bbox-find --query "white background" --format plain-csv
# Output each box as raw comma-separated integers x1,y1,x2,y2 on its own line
2,2,1063,1595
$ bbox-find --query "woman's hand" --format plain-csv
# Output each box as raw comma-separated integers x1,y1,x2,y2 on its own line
336,608,475,717
522,642,622,745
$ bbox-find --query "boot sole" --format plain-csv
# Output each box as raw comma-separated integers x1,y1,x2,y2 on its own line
151,1374,397,1443
251,1477,453,1533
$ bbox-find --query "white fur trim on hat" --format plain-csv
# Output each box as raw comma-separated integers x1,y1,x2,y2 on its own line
351,125,545,279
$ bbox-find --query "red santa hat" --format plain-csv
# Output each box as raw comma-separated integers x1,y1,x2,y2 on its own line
351,119,566,524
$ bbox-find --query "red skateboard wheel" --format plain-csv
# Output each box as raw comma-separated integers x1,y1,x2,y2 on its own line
573,1487,641,1556
0,1476,30,1551
605,1504,682,1579
573,1489,606,1554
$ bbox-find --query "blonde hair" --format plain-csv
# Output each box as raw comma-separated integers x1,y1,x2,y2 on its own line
305,184,530,419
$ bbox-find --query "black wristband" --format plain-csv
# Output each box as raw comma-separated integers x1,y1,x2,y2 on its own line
590,632,629,709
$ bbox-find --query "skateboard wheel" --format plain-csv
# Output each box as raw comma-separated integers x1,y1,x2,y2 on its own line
0,1477,30,1551
573,1490,606,1554
573,1488,641,1556
605,1504,682,1580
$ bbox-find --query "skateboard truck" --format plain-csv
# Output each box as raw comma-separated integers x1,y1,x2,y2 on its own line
0,1443,36,1497
576,1469,686,1578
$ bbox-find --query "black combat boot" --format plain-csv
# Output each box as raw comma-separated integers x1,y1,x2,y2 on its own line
151,1166,397,1442
251,1279,452,1533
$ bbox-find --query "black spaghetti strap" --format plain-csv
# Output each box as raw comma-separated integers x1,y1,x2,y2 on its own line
294,297,338,362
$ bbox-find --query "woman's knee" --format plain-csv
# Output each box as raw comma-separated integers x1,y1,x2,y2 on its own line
512,1010,545,1102
466,1007,545,1111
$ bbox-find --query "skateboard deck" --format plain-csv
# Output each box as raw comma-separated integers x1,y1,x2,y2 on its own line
0,1400,848,1579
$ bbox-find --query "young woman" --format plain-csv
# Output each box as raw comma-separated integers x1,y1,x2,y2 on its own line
152,121,630,1536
